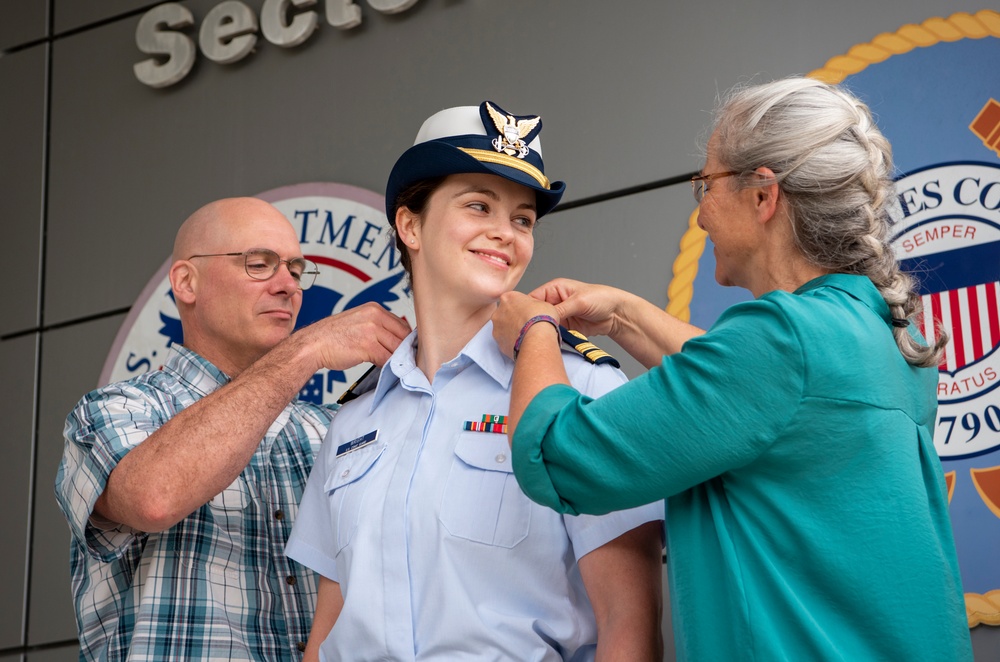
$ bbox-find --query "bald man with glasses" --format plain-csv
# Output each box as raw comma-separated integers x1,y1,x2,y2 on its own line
55,197,411,662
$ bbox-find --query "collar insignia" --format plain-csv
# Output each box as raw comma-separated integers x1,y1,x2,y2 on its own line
337,364,378,405
560,327,621,368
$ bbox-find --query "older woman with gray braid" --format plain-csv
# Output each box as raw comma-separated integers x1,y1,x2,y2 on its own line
491,77,972,661
712,78,945,367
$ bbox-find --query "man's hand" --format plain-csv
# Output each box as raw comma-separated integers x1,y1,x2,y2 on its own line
94,303,410,533
292,302,412,372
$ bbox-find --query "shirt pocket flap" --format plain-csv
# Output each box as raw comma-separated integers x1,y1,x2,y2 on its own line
324,441,386,492
453,433,513,473
209,475,252,511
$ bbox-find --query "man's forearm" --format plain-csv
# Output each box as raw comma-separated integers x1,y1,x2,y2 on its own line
96,335,320,532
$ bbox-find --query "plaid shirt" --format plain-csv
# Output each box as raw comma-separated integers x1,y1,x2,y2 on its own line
55,345,334,661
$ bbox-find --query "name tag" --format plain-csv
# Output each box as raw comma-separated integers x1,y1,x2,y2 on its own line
337,430,378,456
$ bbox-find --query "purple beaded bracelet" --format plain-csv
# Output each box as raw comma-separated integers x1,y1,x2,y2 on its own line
512,314,559,360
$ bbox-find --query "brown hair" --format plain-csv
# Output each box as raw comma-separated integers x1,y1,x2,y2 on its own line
388,176,446,282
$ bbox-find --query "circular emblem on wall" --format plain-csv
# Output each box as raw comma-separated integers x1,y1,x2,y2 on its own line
891,162,1000,459
666,10,1000,626
100,182,413,406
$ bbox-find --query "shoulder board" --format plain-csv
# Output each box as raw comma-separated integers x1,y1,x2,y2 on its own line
336,364,379,405
559,326,620,368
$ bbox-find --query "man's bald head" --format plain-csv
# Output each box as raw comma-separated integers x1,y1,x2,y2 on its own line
173,197,288,263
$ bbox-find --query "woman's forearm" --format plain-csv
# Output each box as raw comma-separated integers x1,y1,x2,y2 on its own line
609,291,704,368
507,321,569,439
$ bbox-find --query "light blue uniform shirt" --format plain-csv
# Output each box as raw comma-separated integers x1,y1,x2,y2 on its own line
287,322,663,661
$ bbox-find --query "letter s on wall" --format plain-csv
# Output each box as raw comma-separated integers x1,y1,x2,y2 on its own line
134,3,196,88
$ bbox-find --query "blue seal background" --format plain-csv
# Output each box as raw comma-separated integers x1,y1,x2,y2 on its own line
843,38,998,175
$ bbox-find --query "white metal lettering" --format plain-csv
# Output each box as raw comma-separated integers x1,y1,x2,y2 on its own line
133,3,196,88
261,0,320,47
199,1,259,64
134,0,421,87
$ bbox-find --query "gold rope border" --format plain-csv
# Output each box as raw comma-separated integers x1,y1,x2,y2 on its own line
665,213,707,321
663,9,1000,626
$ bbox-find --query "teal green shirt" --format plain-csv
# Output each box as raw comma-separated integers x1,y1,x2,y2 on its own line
513,274,971,661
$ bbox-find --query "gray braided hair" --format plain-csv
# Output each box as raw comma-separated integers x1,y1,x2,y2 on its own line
712,77,946,367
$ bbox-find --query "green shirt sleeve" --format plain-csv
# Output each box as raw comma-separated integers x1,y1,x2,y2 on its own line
511,296,805,515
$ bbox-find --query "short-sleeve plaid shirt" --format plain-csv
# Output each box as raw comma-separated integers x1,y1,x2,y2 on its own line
55,345,335,661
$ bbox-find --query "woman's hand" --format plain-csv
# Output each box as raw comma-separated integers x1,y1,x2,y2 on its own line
530,277,706,368
529,278,625,338
492,292,560,359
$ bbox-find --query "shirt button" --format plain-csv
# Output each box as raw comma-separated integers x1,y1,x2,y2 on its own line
341,469,350,478
286,575,297,586
495,453,506,463
297,641,307,652
274,510,284,520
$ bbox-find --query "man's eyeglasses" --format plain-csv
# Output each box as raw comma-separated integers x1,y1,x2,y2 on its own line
690,171,739,204
189,249,319,290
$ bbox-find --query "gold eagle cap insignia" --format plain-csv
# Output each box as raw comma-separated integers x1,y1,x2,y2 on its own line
485,102,540,159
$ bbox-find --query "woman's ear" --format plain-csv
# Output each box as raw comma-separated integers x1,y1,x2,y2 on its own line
169,260,197,305
395,207,420,248
752,166,780,224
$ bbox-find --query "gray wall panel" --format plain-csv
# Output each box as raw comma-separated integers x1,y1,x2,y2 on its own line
27,648,80,662
53,0,160,35
43,0,988,326
973,625,1000,658
45,11,201,327
30,315,126,645
0,46,46,337
0,335,38,650
550,0,989,199
1,1,47,51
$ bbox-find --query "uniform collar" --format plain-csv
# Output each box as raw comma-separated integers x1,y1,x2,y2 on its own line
794,273,891,325
460,320,514,388
367,321,512,411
